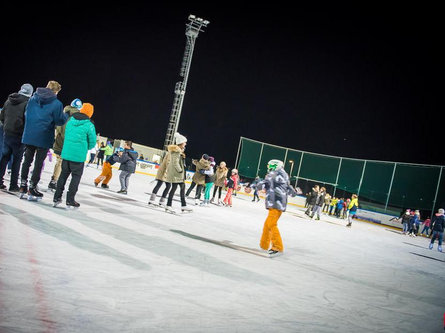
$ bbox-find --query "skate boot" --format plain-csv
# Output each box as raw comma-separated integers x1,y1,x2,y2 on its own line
117,189,127,194
27,187,43,201
148,193,157,205
429,243,433,250
181,206,193,213
268,249,282,258
210,198,215,204
19,184,28,199
217,199,222,206
66,200,80,208
53,198,63,208
346,222,352,227
165,206,176,214
0,183,6,190
438,245,442,252
101,184,109,189
48,180,57,191
94,181,99,187
194,199,200,205
158,198,166,208
8,185,20,192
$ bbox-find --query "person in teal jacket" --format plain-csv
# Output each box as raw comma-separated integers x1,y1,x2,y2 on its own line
53,103,96,208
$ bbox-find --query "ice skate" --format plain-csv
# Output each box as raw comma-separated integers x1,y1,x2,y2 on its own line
158,198,166,208
165,206,177,214
27,187,43,201
194,199,200,205
66,200,80,209
429,243,433,250
210,198,215,204
346,222,352,227
181,206,193,213
53,198,63,208
48,179,57,191
438,245,442,252
148,193,157,205
0,184,6,190
117,189,127,194
94,182,99,187
101,184,109,189
19,185,28,199
268,249,282,258
8,185,20,192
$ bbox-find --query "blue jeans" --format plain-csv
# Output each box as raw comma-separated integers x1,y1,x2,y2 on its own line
0,134,25,187
402,222,409,233
430,231,443,246
421,226,430,235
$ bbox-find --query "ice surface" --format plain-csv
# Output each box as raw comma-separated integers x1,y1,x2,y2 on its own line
0,160,444,332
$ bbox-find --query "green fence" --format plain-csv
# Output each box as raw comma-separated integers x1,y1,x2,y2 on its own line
235,137,444,214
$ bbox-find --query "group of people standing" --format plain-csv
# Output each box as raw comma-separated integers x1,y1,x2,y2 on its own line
304,185,359,227
147,133,240,214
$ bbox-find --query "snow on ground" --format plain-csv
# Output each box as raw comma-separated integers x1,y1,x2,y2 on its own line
0,159,444,332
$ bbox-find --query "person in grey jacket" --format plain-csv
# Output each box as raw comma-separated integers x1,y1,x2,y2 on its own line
114,141,138,194
256,159,297,256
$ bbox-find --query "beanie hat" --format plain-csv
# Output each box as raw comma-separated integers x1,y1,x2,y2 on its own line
174,132,187,145
71,98,83,109
439,208,444,214
232,168,238,174
18,83,34,97
80,103,94,118
202,154,209,160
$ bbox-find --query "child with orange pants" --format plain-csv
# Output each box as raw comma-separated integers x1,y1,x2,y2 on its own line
222,168,238,207
257,160,297,257
94,152,118,188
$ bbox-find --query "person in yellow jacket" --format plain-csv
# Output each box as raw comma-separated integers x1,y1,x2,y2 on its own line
346,194,359,227
257,159,297,257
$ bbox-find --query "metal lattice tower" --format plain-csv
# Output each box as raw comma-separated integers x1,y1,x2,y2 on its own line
163,15,210,150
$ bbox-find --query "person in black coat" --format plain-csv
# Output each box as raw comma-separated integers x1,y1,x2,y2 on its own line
115,141,138,194
429,208,444,252
305,185,319,216
0,84,33,191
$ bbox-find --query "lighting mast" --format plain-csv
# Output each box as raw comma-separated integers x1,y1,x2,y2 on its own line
163,15,210,150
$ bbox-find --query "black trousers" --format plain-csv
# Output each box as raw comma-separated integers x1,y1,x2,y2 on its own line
212,185,223,199
0,134,25,187
152,179,171,198
54,160,84,202
167,182,187,207
20,145,48,188
185,181,203,199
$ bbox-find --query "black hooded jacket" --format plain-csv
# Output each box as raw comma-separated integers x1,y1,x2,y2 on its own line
0,93,30,136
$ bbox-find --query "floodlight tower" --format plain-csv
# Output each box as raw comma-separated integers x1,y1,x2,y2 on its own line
163,15,210,150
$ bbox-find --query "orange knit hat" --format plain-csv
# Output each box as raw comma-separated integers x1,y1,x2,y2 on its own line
80,103,94,118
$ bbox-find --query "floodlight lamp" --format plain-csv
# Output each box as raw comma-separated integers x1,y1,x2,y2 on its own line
203,20,209,25
189,15,196,20
197,17,203,22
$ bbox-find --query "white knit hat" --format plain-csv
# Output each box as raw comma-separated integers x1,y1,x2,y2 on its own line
174,132,187,145
439,208,444,214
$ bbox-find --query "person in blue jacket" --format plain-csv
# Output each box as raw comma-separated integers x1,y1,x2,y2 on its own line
19,81,67,198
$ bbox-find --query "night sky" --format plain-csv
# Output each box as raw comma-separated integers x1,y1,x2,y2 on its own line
1,4,442,169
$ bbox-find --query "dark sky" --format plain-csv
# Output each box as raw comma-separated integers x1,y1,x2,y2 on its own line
1,4,442,168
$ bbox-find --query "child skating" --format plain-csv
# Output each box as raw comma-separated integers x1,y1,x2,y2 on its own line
256,160,297,257
346,194,359,227
222,168,238,207
429,208,444,252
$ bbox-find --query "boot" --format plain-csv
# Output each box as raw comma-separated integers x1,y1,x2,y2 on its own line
210,197,215,204
101,184,109,189
181,206,193,213
195,199,200,205
429,243,433,250
158,197,166,208
439,245,442,252
148,193,157,205
165,206,176,214
28,187,43,198
48,178,57,190
53,198,63,207
66,200,80,208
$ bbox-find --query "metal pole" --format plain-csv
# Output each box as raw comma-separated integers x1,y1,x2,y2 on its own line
357,160,367,196
283,148,288,168
431,166,443,215
385,163,397,211
333,157,342,197
256,143,264,177
235,137,242,170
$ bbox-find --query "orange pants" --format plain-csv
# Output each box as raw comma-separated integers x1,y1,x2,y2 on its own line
94,162,112,185
260,208,283,252
223,188,233,206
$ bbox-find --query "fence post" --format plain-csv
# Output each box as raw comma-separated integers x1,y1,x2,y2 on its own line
235,137,242,169
385,162,397,211
357,160,367,196
333,157,342,197
255,143,264,177
432,166,443,215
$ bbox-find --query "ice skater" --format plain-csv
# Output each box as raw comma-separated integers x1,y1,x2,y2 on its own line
210,161,228,205
222,168,238,207
256,159,297,257
115,141,138,194
346,194,359,227
428,208,444,252
164,132,192,214
251,176,262,202
94,150,119,188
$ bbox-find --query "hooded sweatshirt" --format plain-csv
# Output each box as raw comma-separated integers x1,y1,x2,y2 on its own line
0,93,30,136
257,168,297,212
22,87,66,148
61,112,96,162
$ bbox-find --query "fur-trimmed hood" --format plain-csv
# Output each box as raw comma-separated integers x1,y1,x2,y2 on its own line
168,144,183,153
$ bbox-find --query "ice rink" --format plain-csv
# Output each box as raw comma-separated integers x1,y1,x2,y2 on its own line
0,160,444,333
